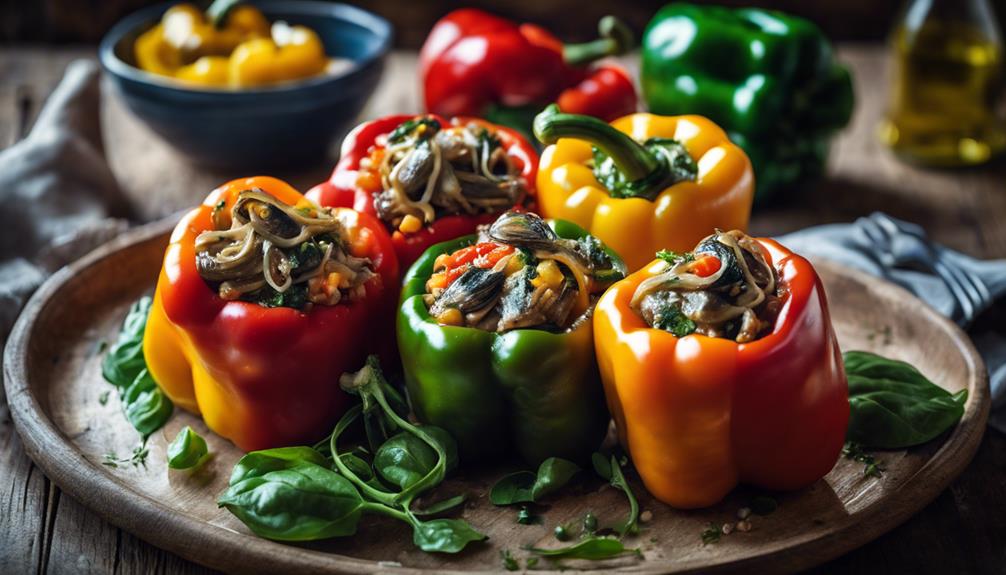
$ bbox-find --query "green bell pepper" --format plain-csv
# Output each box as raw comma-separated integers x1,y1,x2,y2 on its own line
397,220,625,466
641,3,854,202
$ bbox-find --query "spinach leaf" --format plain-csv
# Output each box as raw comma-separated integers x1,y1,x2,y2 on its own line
167,426,208,469
528,537,639,560
410,517,487,553
121,369,173,439
489,457,581,505
373,427,458,491
219,449,365,541
102,297,151,388
844,351,968,449
102,297,173,439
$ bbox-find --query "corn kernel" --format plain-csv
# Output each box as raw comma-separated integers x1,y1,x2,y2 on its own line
436,308,463,326
531,260,563,289
504,253,524,275
399,214,423,234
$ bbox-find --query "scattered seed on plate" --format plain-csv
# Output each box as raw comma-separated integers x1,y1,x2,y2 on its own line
640,510,653,523
721,522,734,535
736,520,752,532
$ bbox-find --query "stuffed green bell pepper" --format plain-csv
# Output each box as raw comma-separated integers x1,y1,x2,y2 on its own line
641,3,853,202
398,211,625,465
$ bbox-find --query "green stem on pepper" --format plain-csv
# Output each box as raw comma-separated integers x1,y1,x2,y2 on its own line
206,0,242,28
534,104,679,200
562,16,634,66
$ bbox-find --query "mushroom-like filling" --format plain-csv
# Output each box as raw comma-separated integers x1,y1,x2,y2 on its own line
631,230,785,343
195,189,374,310
360,117,528,234
424,212,620,333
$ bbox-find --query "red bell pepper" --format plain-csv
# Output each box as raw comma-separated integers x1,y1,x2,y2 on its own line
307,114,538,269
144,176,398,451
420,9,637,128
593,237,848,508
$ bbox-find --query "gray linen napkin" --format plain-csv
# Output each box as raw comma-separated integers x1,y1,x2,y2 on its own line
0,60,131,335
778,217,1006,433
2,61,1005,433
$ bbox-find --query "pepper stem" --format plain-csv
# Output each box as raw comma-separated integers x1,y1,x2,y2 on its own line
562,16,634,67
534,104,665,184
206,0,242,28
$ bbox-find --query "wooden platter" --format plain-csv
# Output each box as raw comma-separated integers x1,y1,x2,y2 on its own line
3,216,990,574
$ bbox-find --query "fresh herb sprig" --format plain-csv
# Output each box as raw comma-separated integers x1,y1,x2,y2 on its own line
219,356,486,554
842,441,884,478
592,452,640,536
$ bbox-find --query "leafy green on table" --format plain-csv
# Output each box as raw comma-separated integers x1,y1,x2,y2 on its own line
101,297,173,439
489,457,581,505
501,549,520,571
842,441,884,478
517,505,534,525
220,357,486,553
700,523,722,545
528,536,640,561
844,351,967,449
592,452,640,536
167,426,209,470
102,443,150,469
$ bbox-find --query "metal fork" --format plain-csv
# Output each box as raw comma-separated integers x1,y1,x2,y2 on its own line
856,213,993,326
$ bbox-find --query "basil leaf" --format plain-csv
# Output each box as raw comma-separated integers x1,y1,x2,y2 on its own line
373,427,457,490
528,537,639,560
411,518,487,553
102,297,152,388
844,351,968,449
412,494,467,517
592,453,639,536
219,450,365,541
489,457,581,505
102,297,173,438
167,426,208,469
121,369,173,439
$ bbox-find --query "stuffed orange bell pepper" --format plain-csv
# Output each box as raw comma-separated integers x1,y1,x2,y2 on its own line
534,104,753,271
594,230,848,508
143,176,398,451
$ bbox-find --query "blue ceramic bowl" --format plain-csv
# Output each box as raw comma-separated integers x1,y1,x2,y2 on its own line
99,0,391,169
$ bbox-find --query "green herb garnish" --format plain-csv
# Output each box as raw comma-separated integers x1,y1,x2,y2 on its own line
528,536,640,561
842,441,884,478
700,524,722,545
502,549,520,571
167,426,209,470
490,457,581,506
592,452,640,536
844,351,967,449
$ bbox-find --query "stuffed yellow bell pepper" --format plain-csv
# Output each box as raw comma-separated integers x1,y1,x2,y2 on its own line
534,104,754,271
134,0,328,88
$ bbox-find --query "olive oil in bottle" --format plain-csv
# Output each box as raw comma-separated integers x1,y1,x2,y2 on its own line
880,0,1006,166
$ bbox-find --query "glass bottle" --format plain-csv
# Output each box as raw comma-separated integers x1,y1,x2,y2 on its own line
879,0,1006,166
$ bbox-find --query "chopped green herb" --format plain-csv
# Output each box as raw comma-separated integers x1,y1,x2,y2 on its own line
655,250,695,265
842,441,884,478
517,506,534,525
98,390,110,406
388,117,441,143
653,303,696,338
554,524,571,541
501,549,520,571
700,524,722,545
102,442,150,469
583,511,598,533
526,557,539,568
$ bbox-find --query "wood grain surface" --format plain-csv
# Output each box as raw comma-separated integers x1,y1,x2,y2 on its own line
1,45,1006,574
2,216,989,574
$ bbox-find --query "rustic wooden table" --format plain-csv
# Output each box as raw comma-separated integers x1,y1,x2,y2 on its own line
2,45,1005,574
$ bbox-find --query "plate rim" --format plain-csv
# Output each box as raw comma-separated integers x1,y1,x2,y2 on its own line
3,216,991,575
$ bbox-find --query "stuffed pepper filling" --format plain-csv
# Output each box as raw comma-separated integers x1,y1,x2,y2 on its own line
423,212,619,332
194,188,374,309
360,117,529,233
630,230,785,342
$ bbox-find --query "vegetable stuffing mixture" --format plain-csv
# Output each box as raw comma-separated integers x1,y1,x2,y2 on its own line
631,230,784,342
424,212,619,332
194,188,374,309
359,117,529,233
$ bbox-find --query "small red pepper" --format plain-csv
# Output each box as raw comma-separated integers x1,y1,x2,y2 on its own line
307,114,538,270
420,9,637,126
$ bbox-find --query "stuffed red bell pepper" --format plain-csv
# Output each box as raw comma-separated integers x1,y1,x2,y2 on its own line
420,9,637,135
143,176,398,451
593,230,848,508
307,114,538,269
